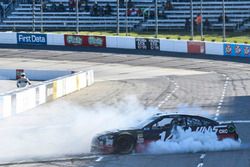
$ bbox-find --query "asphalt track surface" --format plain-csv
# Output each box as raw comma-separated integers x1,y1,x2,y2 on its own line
0,45,250,167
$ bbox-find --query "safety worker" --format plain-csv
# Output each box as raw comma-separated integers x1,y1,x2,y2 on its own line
16,72,31,88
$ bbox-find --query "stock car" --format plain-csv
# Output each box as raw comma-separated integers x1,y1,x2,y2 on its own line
91,113,239,154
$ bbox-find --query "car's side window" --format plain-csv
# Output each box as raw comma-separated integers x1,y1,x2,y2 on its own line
186,117,203,127
152,118,173,129
200,118,213,126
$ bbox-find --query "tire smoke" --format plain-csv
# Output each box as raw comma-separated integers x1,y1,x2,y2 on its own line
147,126,241,154
0,96,242,162
0,96,157,162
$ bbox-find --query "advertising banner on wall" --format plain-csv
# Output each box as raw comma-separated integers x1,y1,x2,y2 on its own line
17,33,47,45
83,36,106,47
224,44,250,57
187,41,205,54
16,69,24,79
135,38,160,50
64,35,106,47
64,34,83,46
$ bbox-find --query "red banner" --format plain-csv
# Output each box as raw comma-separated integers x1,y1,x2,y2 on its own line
187,41,205,54
16,69,24,79
64,35,106,47
64,34,84,46
83,36,106,47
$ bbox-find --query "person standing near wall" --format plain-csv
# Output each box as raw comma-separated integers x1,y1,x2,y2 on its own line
196,13,202,33
17,73,31,88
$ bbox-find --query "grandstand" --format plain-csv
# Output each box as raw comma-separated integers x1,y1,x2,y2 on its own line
0,0,249,32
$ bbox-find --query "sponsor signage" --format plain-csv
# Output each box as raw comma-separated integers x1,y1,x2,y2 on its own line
84,36,106,47
17,33,47,45
64,34,83,46
135,38,160,50
64,35,106,47
224,44,250,57
16,69,24,79
187,41,205,54
45,83,53,102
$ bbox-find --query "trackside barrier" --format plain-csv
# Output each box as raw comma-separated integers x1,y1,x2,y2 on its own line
205,42,224,55
0,32,17,44
47,33,64,46
0,70,94,119
223,43,250,57
160,39,188,53
64,34,106,47
106,36,136,49
187,41,205,54
0,32,249,57
0,69,74,80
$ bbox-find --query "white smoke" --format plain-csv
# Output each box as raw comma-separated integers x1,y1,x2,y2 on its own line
0,96,242,163
0,96,157,162
147,126,241,154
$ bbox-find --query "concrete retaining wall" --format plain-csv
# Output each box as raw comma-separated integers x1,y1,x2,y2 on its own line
0,70,94,119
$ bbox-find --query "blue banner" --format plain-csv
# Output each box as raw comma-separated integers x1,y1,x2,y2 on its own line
17,33,47,45
224,43,250,57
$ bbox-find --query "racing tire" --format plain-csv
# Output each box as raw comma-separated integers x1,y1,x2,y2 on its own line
115,135,135,154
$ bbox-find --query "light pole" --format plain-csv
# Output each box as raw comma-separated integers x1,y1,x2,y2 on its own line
40,0,43,32
32,0,35,32
200,0,203,40
222,0,226,42
76,0,79,34
125,0,128,36
190,0,194,40
154,0,158,38
116,0,120,35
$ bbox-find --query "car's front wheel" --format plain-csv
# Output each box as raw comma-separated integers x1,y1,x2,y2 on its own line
115,135,135,154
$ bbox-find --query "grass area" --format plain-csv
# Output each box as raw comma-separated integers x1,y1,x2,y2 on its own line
50,30,250,44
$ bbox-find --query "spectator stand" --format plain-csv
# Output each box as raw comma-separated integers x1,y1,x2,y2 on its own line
0,0,249,32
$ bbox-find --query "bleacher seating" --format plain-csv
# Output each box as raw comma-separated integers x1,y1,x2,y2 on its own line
0,0,249,31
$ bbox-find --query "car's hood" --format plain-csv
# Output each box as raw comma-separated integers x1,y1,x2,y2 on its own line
96,127,140,136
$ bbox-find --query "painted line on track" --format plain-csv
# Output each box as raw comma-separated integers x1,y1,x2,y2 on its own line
0,155,99,166
214,74,230,120
157,77,180,108
196,154,206,167
95,157,103,162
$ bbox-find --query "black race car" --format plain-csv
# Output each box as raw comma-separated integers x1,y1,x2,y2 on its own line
91,113,239,154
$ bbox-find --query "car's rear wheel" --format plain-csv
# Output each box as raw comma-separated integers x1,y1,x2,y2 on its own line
115,135,135,154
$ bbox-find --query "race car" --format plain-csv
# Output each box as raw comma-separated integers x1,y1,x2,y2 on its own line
91,113,239,154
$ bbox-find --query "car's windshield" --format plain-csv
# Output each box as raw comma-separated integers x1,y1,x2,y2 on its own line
135,116,158,129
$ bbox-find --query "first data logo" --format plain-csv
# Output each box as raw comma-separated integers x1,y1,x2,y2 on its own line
17,33,47,45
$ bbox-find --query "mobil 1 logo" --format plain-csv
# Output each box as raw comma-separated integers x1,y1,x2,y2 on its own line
17,33,47,45
136,38,160,50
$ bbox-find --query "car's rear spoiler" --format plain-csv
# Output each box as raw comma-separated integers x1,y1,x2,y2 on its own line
219,120,250,124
